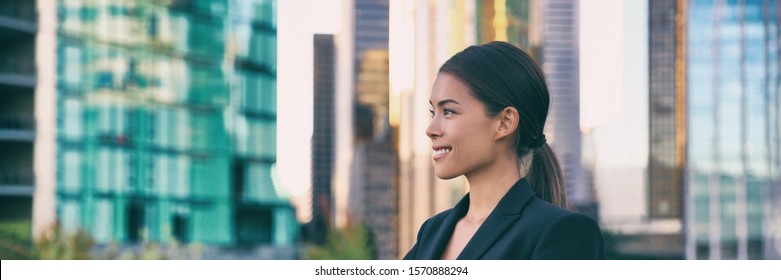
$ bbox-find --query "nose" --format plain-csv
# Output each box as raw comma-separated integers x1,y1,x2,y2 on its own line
426,117,441,139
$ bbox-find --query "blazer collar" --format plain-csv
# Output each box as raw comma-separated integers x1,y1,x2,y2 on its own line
420,178,538,260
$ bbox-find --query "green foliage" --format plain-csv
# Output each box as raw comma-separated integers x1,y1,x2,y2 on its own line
0,221,94,260
0,220,201,260
303,223,377,260
35,224,95,260
0,220,35,259
99,240,202,260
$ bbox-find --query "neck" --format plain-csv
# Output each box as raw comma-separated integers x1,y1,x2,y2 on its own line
462,153,530,224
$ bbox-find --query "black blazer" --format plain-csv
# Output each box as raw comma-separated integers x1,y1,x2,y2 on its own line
403,178,606,260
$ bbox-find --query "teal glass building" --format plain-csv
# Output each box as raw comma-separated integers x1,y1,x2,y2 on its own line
685,0,780,259
53,0,296,249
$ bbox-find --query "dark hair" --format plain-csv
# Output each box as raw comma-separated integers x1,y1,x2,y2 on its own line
439,41,568,209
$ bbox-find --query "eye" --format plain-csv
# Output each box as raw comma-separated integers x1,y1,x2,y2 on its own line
443,109,455,116
428,109,435,118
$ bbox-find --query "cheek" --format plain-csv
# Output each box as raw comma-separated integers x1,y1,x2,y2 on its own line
452,120,494,152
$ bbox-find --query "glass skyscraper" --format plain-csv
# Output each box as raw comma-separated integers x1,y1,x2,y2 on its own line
685,0,780,259
40,0,296,253
651,0,781,260
0,0,37,225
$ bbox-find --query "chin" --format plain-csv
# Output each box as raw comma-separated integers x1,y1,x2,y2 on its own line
434,168,461,180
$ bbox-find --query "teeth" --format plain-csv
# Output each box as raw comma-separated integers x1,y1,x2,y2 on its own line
435,148,452,155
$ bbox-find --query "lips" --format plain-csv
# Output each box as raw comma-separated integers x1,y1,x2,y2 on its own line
432,145,452,160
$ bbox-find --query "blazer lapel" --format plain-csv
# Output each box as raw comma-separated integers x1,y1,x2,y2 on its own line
457,178,537,259
418,194,470,259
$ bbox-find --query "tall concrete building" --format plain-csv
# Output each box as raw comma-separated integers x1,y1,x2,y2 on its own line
309,33,336,244
644,0,686,258
0,0,299,259
335,0,397,259
538,0,589,212
0,0,37,225
650,0,781,259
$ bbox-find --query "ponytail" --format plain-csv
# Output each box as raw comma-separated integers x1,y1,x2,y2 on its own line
527,143,568,209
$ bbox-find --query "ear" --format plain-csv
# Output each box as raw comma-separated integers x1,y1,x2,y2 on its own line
495,106,519,141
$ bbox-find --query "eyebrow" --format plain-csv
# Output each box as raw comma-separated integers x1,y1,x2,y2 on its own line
429,99,461,107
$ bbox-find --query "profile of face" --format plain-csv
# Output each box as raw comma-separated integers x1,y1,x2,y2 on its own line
426,73,510,179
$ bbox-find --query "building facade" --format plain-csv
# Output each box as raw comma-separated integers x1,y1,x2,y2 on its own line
334,0,398,259
309,33,336,244
650,0,781,260
644,0,687,258
0,0,37,224
685,0,780,260
539,0,589,213
27,0,297,256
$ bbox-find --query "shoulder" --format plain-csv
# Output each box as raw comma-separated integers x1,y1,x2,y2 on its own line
525,199,605,259
521,198,582,227
523,198,601,236
542,210,601,235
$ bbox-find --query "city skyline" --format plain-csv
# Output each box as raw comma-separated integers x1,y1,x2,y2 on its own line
2,0,779,260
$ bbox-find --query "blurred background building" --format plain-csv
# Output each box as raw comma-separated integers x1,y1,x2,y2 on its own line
0,0,37,224
350,0,397,260
307,33,336,245
3,0,780,260
681,0,780,260
1,0,298,259
594,0,781,260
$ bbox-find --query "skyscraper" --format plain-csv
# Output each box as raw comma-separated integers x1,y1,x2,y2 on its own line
645,0,687,259
650,0,781,260
28,0,297,258
539,0,588,213
0,0,36,225
686,0,780,260
309,33,336,244
335,0,397,259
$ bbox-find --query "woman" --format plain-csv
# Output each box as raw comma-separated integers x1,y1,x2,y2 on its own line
403,41,605,260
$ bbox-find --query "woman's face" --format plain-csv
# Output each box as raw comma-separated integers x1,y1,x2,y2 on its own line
427,73,502,179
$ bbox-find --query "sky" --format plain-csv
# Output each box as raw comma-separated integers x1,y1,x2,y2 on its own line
580,0,650,226
277,0,341,218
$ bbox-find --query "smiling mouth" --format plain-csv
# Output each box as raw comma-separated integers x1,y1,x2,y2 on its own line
433,147,452,160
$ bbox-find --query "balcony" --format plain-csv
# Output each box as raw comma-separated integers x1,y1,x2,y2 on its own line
0,0,37,40
0,172,34,197
1,0,36,94
0,43,36,92
0,116,35,142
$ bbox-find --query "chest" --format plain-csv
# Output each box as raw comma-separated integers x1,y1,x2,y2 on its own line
440,219,482,260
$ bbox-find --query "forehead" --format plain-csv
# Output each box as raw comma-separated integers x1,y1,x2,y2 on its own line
430,73,477,105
